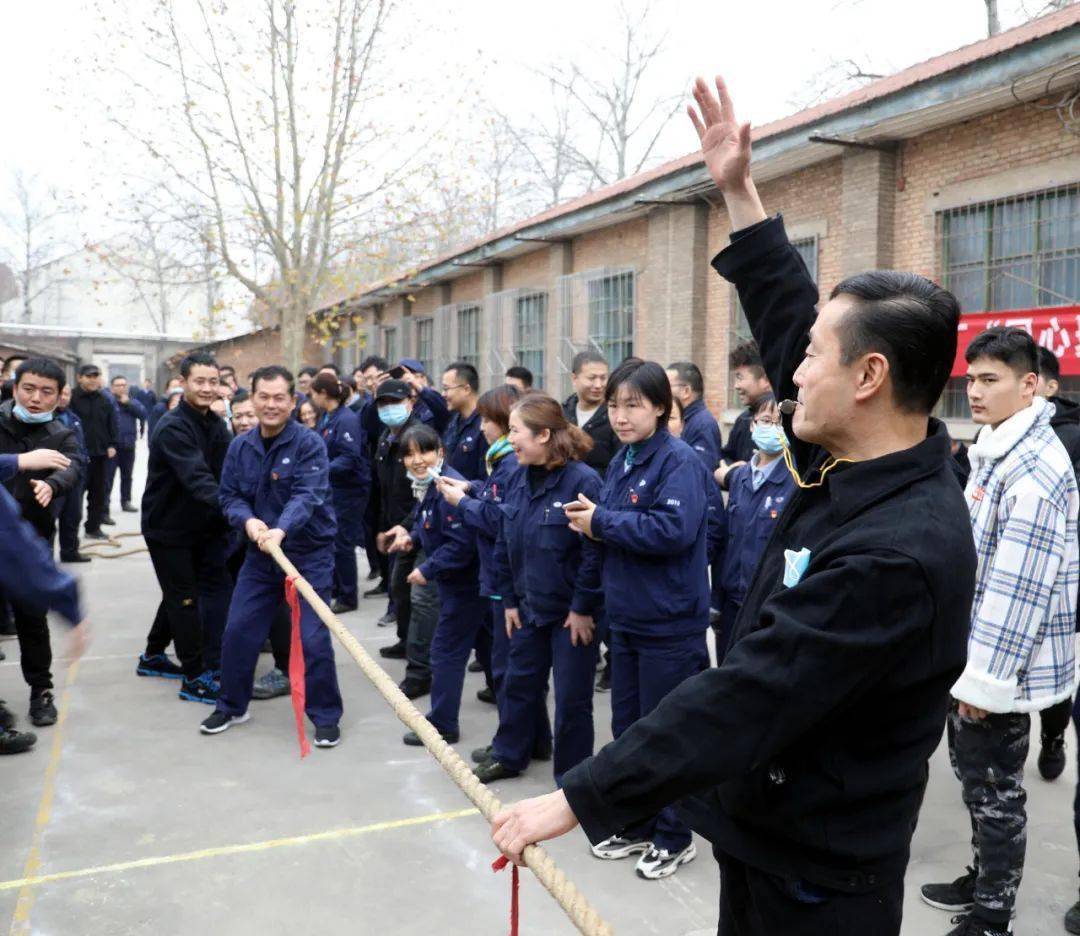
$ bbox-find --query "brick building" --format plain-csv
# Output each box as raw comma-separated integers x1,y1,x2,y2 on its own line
195,7,1080,437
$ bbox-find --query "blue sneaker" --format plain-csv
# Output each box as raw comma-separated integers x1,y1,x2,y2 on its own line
136,654,184,680
179,671,219,705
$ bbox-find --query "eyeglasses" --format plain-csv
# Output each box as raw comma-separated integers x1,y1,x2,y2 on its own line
441,384,467,393
752,417,782,427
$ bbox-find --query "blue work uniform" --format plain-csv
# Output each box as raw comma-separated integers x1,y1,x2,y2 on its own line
491,459,603,784
320,404,372,608
443,409,485,481
414,386,451,435
55,408,88,558
409,466,487,738
593,427,712,853
216,420,343,728
716,454,795,659
107,396,148,508
680,397,726,614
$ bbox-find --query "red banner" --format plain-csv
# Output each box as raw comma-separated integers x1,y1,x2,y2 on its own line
953,306,1080,377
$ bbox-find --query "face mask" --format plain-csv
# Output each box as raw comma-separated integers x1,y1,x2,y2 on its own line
13,403,54,424
378,403,409,427
751,423,786,455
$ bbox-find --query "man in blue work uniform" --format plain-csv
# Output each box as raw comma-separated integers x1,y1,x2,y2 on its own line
440,362,485,481
55,384,91,564
396,359,451,435
105,375,147,514
203,364,344,747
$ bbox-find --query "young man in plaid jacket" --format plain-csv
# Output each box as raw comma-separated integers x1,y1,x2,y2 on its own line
922,327,1079,936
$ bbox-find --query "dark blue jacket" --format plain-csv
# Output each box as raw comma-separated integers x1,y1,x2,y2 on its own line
148,399,169,437
56,408,88,463
409,465,480,595
133,387,158,412
721,407,755,470
0,456,82,624
414,386,451,435
443,409,485,481
594,429,712,635
219,420,336,556
115,398,148,448
681,398,723,472
718,457,795,607
319,404,371,498
494,460,603,626
460,448,519,597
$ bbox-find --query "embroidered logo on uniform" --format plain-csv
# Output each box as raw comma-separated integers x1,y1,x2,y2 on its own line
638,478,647,487
630,492,639,504
282,458,291,464
770,509,778,519
553,501,563,508
343,432,353,442
665,498,681,507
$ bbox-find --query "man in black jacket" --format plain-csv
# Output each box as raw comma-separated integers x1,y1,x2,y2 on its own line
69,364,117,539
0,358,83,726
493,76,976,936
562,350,618,476
139,352,234,704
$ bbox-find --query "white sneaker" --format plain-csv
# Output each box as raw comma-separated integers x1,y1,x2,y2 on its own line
634,843,697,880
590,834,653,860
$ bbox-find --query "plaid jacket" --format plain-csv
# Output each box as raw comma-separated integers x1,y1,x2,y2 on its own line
952,397,1079,713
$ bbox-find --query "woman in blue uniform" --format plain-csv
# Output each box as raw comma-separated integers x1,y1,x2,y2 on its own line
384,424,486,744
307,372,372,615
475,394,602,785
563,358,711,880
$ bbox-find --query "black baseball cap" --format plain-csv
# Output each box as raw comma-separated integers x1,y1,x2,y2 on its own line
374,379,411,402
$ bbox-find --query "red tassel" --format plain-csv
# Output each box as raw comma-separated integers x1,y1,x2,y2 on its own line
491,855,519,936
283,577,311,759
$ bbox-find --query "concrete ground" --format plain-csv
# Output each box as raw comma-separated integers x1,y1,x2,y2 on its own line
1,447,1078,935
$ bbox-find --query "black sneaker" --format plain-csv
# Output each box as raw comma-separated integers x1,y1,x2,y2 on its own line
84,529,108,541
474,759,520,783
0,699,15,731
179,672,219,704
1066,898,1080,935
136,653,184,679
29,691,58,727
921,867,977,912
0,729,36,754
477,686,496,704
1038,733,1067,781
330,599,357,615
403,727,458,746
200,710,250,734
376,612,397,627
945,912,1012,936
121,503,138,513
468,658,484,673
595,664,611,693
363,582,388,598
398,678,430,700
101,515,116,526
379,641,407,659
471,744,494,764
59,553,91,563
314,725,341,748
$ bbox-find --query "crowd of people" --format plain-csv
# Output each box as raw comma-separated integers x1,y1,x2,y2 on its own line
0,74,1079,936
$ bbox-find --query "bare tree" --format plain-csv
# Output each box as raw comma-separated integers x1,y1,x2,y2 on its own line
504,78,582,208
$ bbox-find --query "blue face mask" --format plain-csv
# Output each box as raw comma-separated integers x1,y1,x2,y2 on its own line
751,423,787,455
13,403,54,425
378,403,409,427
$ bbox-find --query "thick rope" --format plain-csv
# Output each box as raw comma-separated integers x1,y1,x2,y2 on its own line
79,531,149,559
265,542,614,936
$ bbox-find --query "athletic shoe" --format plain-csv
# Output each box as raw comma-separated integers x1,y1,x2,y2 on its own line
474,759,520,783
363,582,388,598
252,668,290,700
595,664,611,693
467,658,484,673
330,599,357,615
29,691,58,727
1065,898,1080,935
1038,733,1067,781
403,727,458,746
0,699,15,731
366,567,380,581
398,678,430,700
101,515,116,526
590,834,653,860
314,725,341,748
199,710,250,734
921,867,976,913
476,686,496,704
471,744,494,764
179,672,219,705
945,912,1012,936
0,729,36,754
136,653,184,679
376,612,397,627
84,529,108,541
379,641,406,659
121,503,138,513
635,843,697,880
59,553,91,563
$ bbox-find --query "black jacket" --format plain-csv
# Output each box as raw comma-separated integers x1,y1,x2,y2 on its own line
141,399,231,545
374,411,424,531
950,442,971,489
69,386,118,456
1049,395,1080,477
561,215,976,894
562,395,618,476
0,401,82,539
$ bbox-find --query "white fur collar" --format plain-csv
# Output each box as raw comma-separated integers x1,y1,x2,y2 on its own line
968,396,1049,463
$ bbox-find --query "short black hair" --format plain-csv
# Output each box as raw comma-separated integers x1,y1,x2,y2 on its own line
78,363,101,377
505,365,533,388
1038,346,1061,383
832,271,961,414
572,350,607,375
445,361,479,393
110,374,127,384
729,340,764,375
667,361,704,397
298,366,319,378
399,423,442,455
251,364,295,394
231,388,250,404
360,355,389,373
319,362,340,375
219,364,235,375
964,326,1038,379
179,352,219,378
751,392,777,417
605,358,672,426
15,357,65,393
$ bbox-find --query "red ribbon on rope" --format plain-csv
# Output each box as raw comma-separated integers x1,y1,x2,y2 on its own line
491,855,519,936
283,576,310,759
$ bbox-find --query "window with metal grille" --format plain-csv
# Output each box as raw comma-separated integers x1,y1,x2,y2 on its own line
415,318,433,375
457,304,481,370
587,270,634,368
382,326,398,364
515,292,547,389
940,185,1080,313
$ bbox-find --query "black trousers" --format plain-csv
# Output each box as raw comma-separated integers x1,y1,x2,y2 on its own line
390,550,416,644
105,446,137,507
58,476,85,557
84,455,108,532
1041,696,1073,738
12,601,53,694
715,850,903,936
